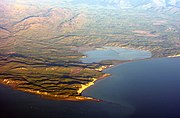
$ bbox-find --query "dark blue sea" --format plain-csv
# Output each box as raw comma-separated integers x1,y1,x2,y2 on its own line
83,57,180,118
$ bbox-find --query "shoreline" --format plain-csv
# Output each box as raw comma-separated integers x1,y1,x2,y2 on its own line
77,78,97,95
2,51,177,101
0,47,155,102
0,80,99,101
77,73,111,96
77,61,130,100
2,56,178,101
0,66,112,101
168,54,180,58
0,58,136,102
0,63,116,101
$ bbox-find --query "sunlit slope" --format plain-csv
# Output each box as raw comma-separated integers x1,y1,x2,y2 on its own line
0,0,179,100
0,1,104,100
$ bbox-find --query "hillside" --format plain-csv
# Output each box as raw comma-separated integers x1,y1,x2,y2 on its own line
0,0,179,100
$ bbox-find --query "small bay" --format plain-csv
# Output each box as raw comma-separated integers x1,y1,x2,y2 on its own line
81,46,151,63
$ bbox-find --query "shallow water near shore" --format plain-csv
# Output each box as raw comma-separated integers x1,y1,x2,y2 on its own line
82,57,180,118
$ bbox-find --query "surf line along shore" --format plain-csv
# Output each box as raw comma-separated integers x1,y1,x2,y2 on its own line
76,65,116,100
77,73,111,95
44,65,113,101
0,61,126,101
0,65,111,101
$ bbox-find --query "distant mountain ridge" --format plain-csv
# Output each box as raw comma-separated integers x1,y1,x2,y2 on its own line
71,0,180,14
71,0,180,7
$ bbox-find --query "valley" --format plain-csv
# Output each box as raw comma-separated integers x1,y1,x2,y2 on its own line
0,0,179,100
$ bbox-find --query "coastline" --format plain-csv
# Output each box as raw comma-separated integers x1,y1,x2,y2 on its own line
0,45,158,101
77,73,111,95
0,66,112,101
0,45,154,102
4,57,178,101
77,78,97,95
75,46,153,100
0,80,98,101
0,56,132,101
168,54,180,58
77,61,130,100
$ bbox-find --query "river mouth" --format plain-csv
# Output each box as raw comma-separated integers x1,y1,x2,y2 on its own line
80,46,151,63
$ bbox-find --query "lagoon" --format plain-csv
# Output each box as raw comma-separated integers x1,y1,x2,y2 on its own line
81,46,151,63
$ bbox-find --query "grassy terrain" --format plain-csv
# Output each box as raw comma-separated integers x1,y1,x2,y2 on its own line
0,2,179,100
71,7,180,57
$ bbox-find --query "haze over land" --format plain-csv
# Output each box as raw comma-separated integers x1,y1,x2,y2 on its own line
0,0,179,100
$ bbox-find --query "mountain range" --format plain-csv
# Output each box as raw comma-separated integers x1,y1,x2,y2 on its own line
72,0,180,7
70,0,180,13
